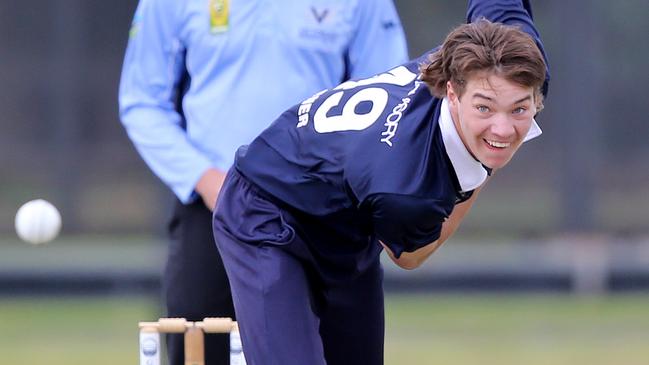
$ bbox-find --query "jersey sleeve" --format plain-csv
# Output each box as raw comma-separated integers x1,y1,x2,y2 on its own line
467,0,550,96
118,0,212,202
362,193,449,258
346,0,409,79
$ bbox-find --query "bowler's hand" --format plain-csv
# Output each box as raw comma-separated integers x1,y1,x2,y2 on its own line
195,167,227,211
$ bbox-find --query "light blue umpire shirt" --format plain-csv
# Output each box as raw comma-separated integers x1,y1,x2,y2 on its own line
118,0,408,202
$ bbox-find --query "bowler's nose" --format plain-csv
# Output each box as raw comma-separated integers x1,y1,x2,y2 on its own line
489,113,516,138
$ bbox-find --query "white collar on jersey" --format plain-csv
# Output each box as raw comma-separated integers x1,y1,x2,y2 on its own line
438,98,542,192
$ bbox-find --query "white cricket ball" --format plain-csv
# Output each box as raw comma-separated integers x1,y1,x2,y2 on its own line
14,199,62,245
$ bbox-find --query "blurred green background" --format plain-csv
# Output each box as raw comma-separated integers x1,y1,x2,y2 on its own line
1,0,649,364
1,0,648,236
2,294,648,365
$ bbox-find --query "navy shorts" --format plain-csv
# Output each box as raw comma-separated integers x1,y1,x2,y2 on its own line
213,168,385,365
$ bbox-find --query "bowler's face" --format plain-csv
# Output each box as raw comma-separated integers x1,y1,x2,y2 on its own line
447,73,537,170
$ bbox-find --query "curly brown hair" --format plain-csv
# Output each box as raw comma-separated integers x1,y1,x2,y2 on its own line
420,19,546,110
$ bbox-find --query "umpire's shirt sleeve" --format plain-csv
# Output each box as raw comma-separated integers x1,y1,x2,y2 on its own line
345,0,409,79
118,0,212,203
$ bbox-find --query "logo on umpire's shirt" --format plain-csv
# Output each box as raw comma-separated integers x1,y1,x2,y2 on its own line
311,6,329,23
299,5,342,44
382,20,397,30
209,0,229,33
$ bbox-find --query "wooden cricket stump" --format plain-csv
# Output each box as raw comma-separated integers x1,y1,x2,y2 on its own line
138,317,245,365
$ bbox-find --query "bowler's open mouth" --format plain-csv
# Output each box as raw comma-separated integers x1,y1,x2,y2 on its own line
484,139,510,149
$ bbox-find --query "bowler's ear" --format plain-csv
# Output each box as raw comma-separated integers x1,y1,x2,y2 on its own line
533,91,544,114
446,81,458,106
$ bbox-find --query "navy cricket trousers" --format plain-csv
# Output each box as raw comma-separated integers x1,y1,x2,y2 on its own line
213,169,385,365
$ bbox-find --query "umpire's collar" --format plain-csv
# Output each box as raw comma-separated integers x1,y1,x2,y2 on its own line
438,98,543,193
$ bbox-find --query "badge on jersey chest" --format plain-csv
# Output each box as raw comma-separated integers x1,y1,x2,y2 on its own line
209,0,229,33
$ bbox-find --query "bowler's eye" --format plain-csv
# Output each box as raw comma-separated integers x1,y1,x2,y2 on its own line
476,105,490,113
512,107,526,115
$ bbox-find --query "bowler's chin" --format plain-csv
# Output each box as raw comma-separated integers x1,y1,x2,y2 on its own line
480,156,513,170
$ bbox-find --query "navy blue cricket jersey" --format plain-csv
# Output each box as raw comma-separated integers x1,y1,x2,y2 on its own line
236,57,479,258
235,0,548,264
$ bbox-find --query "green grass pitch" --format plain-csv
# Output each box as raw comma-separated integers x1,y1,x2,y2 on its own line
1,294,648,364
